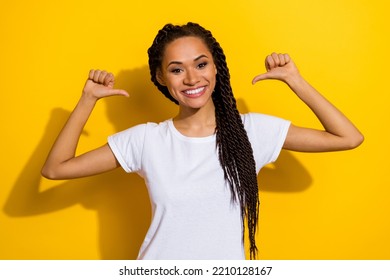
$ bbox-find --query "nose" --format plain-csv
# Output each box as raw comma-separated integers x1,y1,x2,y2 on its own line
183,69,199,86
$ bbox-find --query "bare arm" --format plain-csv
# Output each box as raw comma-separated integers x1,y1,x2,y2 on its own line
41,70,129,179
252,53,364,152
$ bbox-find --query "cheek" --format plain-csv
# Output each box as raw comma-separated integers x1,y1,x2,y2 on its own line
166,79,180,93
165,83,180,99
210,73,217,87
164,74,178,86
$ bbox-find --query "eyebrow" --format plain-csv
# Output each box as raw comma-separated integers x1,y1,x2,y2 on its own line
167,54,209,67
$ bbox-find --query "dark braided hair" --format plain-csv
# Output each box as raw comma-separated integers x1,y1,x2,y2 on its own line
148,22,260,259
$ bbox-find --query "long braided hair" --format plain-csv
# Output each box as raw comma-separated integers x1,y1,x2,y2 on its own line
148,22,259,259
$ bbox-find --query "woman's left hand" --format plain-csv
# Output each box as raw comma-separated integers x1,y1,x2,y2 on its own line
251,53,364,152
252,53,300,85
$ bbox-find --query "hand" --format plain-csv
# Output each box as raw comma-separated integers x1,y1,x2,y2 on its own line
252,53,300,85
82,70,129,100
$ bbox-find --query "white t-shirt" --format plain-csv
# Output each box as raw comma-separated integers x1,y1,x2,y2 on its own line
108,113,290,259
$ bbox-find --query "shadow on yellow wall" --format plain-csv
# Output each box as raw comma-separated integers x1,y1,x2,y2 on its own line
3,66,312,259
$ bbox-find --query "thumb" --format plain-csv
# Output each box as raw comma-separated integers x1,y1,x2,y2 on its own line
107,88,130,97
251,72,272,85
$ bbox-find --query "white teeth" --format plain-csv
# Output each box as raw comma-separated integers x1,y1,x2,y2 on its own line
184,87,205,95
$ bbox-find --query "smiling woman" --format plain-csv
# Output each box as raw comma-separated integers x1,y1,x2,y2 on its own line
156,37,217,116
41,22,363,260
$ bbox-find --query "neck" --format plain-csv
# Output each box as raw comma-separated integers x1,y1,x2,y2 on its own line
173,102,216,137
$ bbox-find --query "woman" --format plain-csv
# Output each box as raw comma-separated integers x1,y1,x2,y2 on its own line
41,22,363,260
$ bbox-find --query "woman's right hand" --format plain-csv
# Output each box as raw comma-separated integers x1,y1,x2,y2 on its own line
41,69,127,180
82,70,129,101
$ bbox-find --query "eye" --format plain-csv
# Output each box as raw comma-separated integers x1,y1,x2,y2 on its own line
197,62,208,69
170,68,183,74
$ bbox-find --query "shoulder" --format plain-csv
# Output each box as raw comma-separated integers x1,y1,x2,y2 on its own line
241,113,290,130
109,120,175,147
111,120,170,137
109,123,147,140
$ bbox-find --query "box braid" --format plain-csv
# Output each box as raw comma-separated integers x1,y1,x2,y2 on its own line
148,22,259,259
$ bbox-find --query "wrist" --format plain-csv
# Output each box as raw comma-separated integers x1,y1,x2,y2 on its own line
285,74,306,90
79,94,98,108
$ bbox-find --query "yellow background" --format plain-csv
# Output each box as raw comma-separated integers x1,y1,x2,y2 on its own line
1,0,388,259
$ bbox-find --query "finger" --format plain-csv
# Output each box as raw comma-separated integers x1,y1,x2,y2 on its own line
104,72,115,88
279,53,286,66
265,55,274,71
284,53,291,64
279,53,291,66
271,53,280,67
252,72,271,84
265,56,270,71
107,88,129,97
98,70,109,84
93,70,102,82
89,69,95,80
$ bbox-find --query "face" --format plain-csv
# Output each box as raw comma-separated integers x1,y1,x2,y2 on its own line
157,36,217,110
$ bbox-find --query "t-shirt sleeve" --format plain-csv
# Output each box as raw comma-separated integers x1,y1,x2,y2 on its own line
107,124,146,173
243,113,291,172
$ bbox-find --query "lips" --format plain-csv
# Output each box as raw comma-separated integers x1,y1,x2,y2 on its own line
182,86,206,97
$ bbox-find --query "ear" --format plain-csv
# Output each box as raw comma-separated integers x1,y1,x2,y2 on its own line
156,70,166,86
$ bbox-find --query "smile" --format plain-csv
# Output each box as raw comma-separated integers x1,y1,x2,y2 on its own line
183,86,206,96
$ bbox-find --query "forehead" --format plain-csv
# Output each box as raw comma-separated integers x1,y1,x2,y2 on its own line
163,36,212,63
